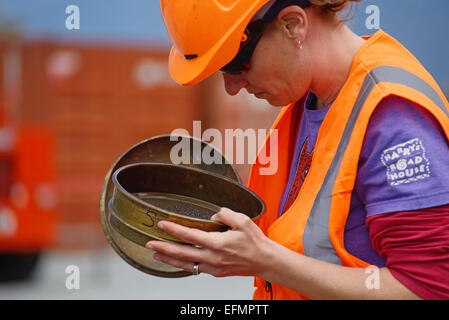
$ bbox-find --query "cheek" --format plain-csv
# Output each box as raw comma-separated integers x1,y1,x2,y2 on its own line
249,36,276,75
251,37,291,80
247,37,302,103
248,51,283,90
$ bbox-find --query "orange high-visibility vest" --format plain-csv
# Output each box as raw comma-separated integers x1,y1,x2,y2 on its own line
248,30,449,300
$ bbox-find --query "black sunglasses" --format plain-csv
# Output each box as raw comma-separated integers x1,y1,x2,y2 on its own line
220,20,268,75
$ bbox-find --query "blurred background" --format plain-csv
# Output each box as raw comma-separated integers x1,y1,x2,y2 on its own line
0,0,448,299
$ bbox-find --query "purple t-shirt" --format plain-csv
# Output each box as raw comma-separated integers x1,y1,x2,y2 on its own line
278,93,449,266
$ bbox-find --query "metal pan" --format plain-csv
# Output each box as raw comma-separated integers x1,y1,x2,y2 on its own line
99,134,260,278
109,163,265,244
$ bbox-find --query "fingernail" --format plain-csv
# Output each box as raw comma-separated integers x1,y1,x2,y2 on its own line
158,221,165,230
146,242,153,250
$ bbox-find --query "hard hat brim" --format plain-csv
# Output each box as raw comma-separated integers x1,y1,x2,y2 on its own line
168,43,225,87
167,2,270,87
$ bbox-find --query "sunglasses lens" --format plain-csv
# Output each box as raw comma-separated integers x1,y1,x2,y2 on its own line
220,21,266,74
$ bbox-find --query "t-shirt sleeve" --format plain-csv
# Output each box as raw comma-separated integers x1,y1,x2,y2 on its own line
367,205,449,300
355,95,449,218
357,95,449,299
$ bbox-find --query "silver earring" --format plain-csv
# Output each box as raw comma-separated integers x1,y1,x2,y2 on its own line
297,40,303,49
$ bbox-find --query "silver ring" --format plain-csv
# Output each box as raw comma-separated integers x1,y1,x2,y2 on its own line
192,262,200,276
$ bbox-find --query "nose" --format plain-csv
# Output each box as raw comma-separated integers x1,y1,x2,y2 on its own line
222,73,249,96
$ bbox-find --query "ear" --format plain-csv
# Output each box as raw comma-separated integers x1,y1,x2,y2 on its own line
276,6,308,43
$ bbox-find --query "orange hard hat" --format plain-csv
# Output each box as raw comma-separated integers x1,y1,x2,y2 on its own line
160,0,274,86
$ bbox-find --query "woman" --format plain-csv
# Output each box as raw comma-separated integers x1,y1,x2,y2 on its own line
147,0,449,299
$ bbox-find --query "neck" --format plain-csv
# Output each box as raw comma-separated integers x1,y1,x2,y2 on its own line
310,24,365,109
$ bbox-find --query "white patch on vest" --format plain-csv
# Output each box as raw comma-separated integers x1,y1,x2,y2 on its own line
381,138,431,186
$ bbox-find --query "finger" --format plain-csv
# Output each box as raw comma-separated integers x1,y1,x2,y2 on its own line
149,243,220,276
157,220,213,247
152,252,196,274
211,207,252,230
153,252,238,278
146,239,205,263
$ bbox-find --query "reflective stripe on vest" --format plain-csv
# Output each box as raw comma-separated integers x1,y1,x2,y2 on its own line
302,65,449,265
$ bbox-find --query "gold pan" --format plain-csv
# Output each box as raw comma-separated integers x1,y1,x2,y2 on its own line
99,134,262,278
109,163,265,245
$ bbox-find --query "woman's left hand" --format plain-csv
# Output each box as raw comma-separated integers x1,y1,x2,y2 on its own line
145,207,272,277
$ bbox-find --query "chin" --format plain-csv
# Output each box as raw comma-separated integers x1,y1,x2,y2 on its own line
267,97,290,107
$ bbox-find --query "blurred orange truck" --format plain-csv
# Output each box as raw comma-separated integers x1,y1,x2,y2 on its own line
0,124,57,281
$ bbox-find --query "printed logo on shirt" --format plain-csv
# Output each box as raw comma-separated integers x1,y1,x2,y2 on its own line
282,138,313,215
381,138,431,186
